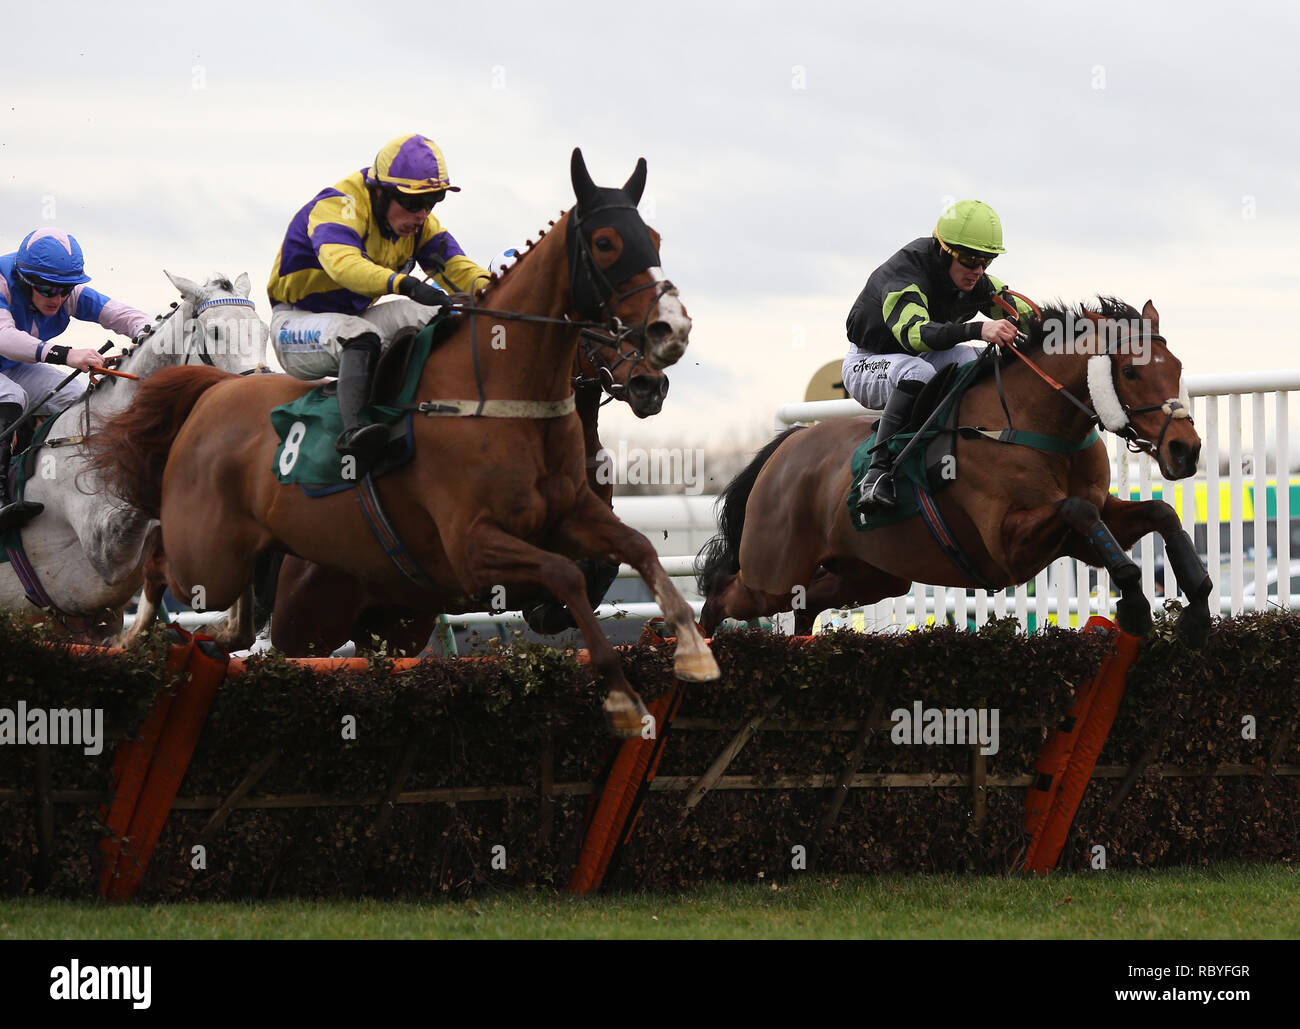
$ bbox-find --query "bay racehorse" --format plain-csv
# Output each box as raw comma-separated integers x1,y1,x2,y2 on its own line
1,272,270,639
89,150,719,734
264,323,672,656
697,298,1213,645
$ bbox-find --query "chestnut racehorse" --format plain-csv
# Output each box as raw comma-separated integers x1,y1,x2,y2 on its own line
90,149,719,734
266,324,672,655
697,299,1213,645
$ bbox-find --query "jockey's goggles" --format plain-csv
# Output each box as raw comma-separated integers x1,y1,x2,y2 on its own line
18,271,75,297
390,189,445,214
938,239,997,270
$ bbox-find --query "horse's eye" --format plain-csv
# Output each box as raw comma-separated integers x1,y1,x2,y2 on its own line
1121,366,1139,380
594,237,615,253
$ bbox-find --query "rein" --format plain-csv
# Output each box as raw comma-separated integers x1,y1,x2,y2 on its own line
987,291,1191,458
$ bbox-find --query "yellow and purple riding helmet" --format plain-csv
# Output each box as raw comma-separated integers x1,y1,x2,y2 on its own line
364,134,460,196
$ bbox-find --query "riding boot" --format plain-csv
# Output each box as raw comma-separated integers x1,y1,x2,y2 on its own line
855,379,924,515
0,402,43,534
334,333,389,476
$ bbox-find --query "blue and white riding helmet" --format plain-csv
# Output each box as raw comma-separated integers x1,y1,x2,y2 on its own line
15,228,92,285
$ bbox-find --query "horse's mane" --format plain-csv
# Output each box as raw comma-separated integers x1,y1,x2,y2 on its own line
473,209,570,304
1018,296,1143,355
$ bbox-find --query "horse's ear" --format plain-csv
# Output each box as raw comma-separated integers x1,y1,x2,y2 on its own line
1141,299,1160,331
623,158,647,205
165,270,204,303
571,148,597,207
233,272,252,298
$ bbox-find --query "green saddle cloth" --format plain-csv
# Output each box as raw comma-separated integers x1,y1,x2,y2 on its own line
270,320,438,487
846,358,1101,532
847,361,983,532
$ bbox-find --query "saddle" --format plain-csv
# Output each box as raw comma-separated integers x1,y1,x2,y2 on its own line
269,317,454,495
849,362,975,532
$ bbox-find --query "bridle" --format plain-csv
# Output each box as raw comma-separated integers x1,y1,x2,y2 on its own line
188,296,273,375
574,329,648,406
566,199,677,344
989,291,1192,460
416,204,674,420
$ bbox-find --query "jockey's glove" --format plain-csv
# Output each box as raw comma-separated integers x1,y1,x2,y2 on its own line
398,277,453,309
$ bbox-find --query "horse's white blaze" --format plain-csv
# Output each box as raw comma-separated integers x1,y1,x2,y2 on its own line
645,267,690,368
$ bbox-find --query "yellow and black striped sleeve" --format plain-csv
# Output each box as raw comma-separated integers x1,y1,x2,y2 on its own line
881,282,980,354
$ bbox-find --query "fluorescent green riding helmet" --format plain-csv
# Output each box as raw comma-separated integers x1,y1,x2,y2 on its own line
933,200,1006,255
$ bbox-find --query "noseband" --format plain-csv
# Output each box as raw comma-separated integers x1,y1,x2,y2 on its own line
1089,336,1193,460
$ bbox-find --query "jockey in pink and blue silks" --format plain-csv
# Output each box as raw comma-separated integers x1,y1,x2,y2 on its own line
0,228,150,532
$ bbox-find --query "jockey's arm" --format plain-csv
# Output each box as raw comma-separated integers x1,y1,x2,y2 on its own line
0,319,104,372
414,219,491,297
62,284,151,343
308,192,409,301
881,282,983,355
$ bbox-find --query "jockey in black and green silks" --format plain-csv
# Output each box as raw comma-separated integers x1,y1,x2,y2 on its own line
842,200,1036,514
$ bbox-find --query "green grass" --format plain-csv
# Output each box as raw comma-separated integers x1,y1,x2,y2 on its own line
2,864,1297,939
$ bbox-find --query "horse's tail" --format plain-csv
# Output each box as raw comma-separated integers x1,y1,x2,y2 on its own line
695,426,806,598
86,365,235,517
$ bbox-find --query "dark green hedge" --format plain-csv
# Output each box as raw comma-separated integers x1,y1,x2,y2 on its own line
0,608,1296,899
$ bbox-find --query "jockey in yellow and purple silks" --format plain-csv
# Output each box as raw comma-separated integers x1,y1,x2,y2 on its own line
0,228,149,532
267,133,490,472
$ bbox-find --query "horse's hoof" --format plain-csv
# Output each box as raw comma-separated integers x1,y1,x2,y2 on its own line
1116,596,1153,637
674,646,721,682
1175,605,1211,649
603,692,649,738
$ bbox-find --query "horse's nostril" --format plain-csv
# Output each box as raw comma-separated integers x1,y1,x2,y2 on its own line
646,320,672,345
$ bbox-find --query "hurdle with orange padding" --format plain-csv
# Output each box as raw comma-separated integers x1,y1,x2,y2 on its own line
1022,615,1141,874
98,626,229,901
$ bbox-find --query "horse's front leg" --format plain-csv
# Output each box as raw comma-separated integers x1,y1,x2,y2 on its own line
451,521,651,737
551,489,720,683
116,527,165,649
1056,496,1152,637
1098,495,1212,647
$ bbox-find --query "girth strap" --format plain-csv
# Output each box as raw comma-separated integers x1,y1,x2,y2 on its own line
914,485,1000,594
354,474,438,591
3,534,59,612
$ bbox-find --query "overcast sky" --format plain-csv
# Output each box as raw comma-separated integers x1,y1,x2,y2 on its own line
4,0,1298,448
